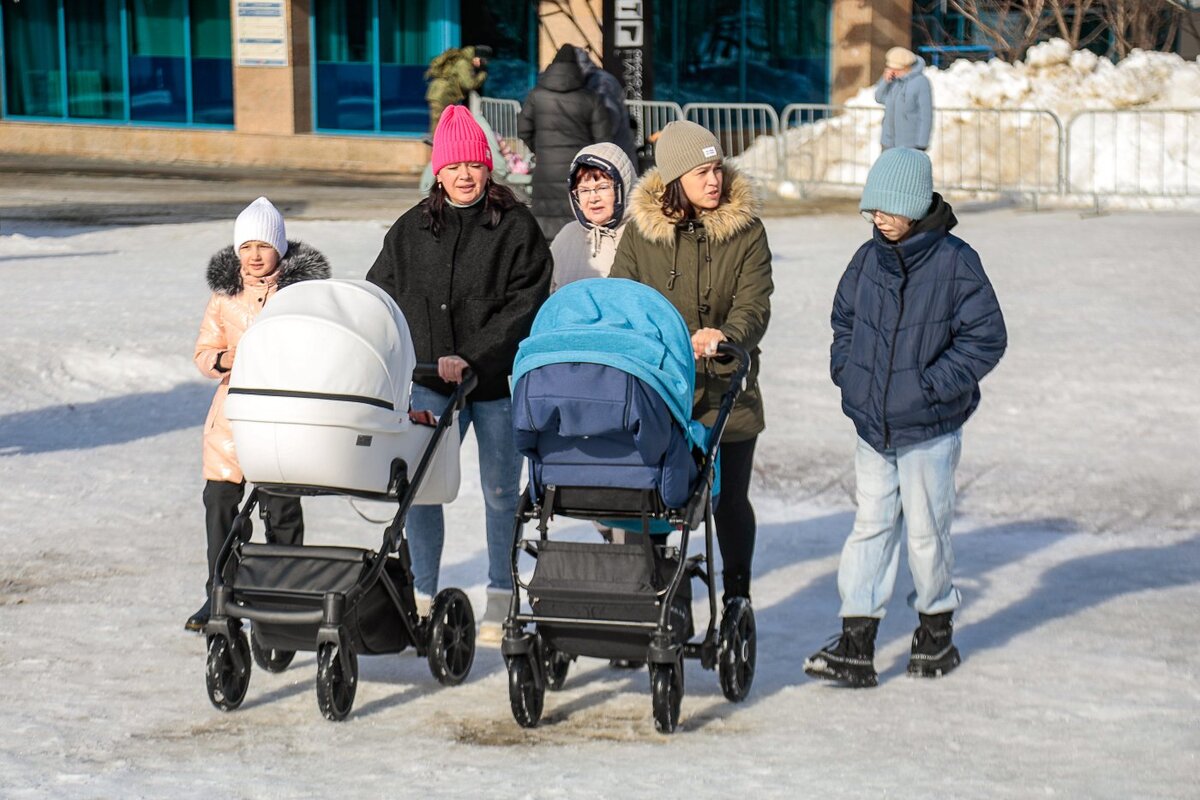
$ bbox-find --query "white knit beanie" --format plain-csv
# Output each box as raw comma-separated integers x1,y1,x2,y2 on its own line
234,197,288,258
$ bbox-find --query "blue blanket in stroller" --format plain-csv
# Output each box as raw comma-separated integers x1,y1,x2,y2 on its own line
512,279,708,453
512,279,716,512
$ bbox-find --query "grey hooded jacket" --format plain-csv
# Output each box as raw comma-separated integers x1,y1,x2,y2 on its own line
875,56,933,150
549,142,637,291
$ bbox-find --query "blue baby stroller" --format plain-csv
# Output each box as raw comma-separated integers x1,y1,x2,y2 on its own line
502,278,757,734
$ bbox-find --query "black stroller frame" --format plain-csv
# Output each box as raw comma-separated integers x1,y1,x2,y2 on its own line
501,343,756,733
203,367,478,721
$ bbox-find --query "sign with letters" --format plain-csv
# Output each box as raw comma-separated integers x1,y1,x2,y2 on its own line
603,0,654,101
236,1,288,67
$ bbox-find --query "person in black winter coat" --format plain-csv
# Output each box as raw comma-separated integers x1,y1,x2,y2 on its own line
519,43,610,239
804,148,1006,688
573,46,639,173
366,106,552,644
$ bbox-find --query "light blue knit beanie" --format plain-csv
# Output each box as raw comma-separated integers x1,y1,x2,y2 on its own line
860,148,933,220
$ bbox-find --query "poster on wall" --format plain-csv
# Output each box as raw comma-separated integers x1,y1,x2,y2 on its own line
603,0,654,101
236,1,288,67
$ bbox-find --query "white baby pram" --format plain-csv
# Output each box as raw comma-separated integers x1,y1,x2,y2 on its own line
206,279,476,721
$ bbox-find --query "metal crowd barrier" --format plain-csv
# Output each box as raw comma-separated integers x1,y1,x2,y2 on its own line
476,96,531,161
480,94,1198,204
626,99,683,146
779,104,1063,198
1066,109,1199,197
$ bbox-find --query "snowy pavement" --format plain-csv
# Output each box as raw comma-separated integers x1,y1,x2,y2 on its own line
0,205,1197,798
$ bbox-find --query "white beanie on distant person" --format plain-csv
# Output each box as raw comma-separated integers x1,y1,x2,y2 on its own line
234,196,288,258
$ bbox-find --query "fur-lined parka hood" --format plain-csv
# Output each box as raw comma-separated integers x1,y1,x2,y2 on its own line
206,240,331,296
628,164,759,247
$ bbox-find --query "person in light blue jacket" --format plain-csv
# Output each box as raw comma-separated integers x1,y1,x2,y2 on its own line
875,47,933,151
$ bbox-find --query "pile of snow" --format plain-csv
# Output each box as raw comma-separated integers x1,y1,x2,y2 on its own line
734,40,1200,201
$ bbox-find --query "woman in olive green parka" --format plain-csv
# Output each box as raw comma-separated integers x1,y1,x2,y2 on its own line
609,120,773,604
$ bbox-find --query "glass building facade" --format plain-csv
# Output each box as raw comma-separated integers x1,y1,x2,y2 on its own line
1,0,233,125
311,0,536,135
2,1,836,135
652,0,832,108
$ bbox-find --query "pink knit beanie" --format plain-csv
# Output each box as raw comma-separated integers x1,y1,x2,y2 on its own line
431,106,493,176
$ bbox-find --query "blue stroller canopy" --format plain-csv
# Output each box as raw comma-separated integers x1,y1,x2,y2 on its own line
512,279,708,454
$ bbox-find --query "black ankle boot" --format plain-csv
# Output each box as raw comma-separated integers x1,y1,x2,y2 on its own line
907,612,961,678
721,571,751,606
185,598,212,633
803,617,880,687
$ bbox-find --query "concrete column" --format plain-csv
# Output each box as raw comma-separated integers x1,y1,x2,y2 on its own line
831,0,912,105
232,0,312,135
537,0,603,68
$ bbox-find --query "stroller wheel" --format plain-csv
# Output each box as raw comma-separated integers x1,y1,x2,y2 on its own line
205,629,251,711
539,635,571,692
250,625,295,673
650,660,684,734
718,598,757,703
427,588,476,686
315,642,358,721
506,656,544,728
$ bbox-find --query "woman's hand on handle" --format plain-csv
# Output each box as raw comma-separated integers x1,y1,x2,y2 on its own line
692,328,727,359
437,355,470,384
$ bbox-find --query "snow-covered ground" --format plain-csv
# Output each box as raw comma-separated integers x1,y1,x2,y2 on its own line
0,205,1197,798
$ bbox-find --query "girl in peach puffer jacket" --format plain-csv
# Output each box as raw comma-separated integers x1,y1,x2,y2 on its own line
186,197,331,632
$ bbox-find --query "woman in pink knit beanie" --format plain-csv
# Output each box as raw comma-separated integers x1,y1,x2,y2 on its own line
366,105,553,645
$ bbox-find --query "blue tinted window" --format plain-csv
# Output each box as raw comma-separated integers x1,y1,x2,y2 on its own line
64,0,125,120
129,0,187,122
654,0,831,108
1,0,232,126
314,0,375,131
2,2,64,117
191,0,233,125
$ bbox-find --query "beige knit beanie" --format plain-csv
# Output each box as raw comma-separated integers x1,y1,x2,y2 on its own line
654,120,723,185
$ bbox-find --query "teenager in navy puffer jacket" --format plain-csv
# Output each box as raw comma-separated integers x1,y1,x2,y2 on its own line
805,148,1005,690
830,191,1006,452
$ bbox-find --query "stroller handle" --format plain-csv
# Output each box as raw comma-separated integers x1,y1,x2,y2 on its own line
413,362,479,410
715,341,751,385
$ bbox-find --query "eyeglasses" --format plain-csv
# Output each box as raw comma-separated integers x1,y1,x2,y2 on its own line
574,183,615,199
861,209,909,224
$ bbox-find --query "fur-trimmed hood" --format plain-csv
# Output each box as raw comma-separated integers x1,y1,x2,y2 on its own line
628,164,760,247
206,240,331,296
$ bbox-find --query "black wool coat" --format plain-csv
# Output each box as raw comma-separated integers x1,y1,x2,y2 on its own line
831,195,1007,452
366,198,552,402
518,61,610,239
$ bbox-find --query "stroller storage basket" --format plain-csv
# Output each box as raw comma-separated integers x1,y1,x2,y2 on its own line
528,540,691,661
233,543,411,656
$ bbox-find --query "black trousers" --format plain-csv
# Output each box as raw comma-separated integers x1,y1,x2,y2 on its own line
203,480,304,593
715,437,757,601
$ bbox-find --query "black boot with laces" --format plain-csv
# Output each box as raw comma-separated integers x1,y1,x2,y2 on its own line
803,617,880,688
907,612,961,678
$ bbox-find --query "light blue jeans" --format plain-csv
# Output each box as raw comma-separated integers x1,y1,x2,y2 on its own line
838,429,963,619
406,384,521,595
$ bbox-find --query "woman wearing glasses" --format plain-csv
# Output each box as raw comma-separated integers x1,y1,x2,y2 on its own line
804,147,1006,688
549,142,637,292
609,120,773,607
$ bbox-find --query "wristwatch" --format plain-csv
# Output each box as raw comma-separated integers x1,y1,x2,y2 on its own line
214,350,229,373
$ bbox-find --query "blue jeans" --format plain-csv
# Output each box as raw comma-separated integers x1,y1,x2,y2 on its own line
406,384,521,595
838,429,963,619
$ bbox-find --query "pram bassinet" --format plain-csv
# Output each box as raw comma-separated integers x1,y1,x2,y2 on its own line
203,280,476,722
225,279,458,502
501,278,756,734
